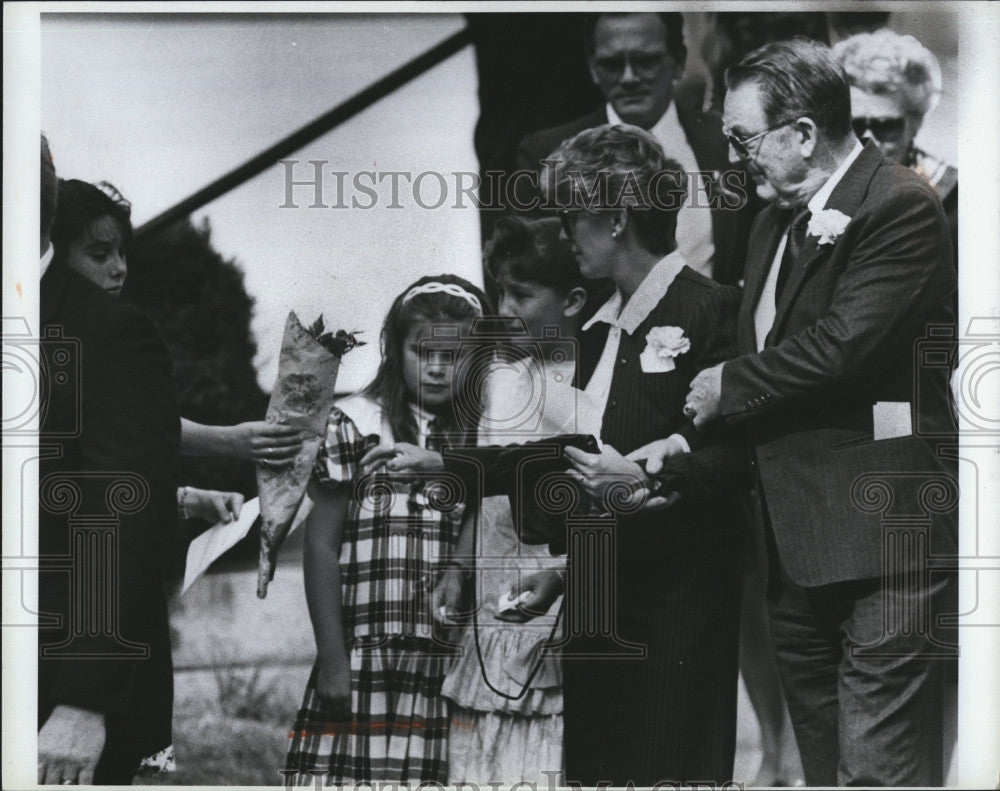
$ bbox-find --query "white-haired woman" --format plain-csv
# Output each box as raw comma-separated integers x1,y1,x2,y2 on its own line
833,29,958,262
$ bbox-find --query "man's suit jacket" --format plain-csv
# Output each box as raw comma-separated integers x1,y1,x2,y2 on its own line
720,143,958,587
515,86,757,286
39,258,179,763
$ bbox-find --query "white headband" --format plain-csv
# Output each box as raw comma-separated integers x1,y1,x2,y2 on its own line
402,282,483,315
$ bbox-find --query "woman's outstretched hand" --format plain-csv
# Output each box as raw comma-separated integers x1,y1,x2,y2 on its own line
564,444,647,502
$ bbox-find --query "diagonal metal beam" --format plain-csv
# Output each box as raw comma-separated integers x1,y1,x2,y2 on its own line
135,27,471,239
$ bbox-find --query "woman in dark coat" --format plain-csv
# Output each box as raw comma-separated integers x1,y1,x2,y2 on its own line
543,124,745,786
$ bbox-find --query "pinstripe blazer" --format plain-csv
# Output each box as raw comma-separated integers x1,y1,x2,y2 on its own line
720,143,958,587
577,266,743,591
579,266,741,457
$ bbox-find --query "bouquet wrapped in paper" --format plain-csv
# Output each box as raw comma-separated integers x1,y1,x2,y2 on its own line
256,312,362,598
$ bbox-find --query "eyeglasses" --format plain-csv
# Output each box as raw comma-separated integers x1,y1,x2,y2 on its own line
851,116,906,143
724,120,797,160
558,208,581,241
592,51,668,79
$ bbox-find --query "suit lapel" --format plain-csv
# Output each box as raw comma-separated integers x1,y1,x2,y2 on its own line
767,143,885,343
40,257,68,325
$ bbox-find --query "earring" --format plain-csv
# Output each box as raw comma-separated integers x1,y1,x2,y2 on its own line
611,229,621,239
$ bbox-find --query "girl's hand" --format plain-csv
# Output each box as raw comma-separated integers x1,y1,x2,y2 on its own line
182,487,244,523
564,444,648,504
508,570,564,620
315,656,352,721
241,420,304,465
431,566,467,625
359,443,444,478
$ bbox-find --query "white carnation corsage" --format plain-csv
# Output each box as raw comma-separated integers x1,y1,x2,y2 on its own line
807,209,851,245
639,326,691,373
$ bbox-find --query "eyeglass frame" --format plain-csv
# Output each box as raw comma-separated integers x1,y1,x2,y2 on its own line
724,118,799,160
558,206,629,241
591,49,671,79
558,207,585,241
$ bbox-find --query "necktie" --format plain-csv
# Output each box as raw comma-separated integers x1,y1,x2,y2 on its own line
775,208,810,300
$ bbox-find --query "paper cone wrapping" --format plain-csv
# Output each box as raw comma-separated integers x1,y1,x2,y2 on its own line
256,311,342,597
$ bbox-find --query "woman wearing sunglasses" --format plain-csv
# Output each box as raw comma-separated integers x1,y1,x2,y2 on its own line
833,30,958,263
543,123,746,786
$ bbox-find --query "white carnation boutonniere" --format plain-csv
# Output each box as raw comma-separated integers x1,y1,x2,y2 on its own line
807,209,852,245
640,326,691,373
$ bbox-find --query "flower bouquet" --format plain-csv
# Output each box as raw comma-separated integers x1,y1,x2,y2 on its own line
256,312,362,598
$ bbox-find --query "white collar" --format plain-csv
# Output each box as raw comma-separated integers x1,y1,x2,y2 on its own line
582,250,687,335
807,141,864,214
411,402,436,436
606,100,676,140
40,244,54,279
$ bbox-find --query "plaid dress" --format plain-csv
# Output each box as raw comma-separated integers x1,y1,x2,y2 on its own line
286,395,463,785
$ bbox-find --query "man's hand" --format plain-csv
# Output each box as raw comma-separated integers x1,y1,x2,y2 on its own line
685,363,725,428
37,705,106,785
564,444,648,506
626,433,690,474
358,443,444,478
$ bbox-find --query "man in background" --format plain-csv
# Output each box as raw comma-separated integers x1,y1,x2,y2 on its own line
517,12,754,285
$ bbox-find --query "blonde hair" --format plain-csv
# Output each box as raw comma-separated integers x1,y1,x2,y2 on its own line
832,29,943,119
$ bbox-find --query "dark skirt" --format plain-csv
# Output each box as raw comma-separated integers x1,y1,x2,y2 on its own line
560,508,743,786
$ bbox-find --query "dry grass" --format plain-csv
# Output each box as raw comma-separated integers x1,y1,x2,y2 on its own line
138,563,314,785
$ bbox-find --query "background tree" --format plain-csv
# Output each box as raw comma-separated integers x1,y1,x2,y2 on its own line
125,216,269,567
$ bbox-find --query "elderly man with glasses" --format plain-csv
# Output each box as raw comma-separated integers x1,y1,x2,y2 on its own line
674,38,958,786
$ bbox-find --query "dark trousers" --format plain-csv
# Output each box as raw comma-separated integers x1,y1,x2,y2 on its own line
768,565,956,786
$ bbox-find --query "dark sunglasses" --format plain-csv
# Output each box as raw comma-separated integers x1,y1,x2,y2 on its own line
593,51,668,78
725,119,797,160
852,116,906,143
558,208,580,241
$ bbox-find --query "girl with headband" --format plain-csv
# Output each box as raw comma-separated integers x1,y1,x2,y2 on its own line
285,274,490,784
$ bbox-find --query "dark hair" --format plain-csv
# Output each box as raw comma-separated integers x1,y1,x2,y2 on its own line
582,12,687,70
362,274,492,446
40,134,58,237
50,179,133,253
725,37,853,140
547,124,686,256
484,217,587,293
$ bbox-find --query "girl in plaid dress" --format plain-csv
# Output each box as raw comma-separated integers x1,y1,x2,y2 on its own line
285,275,489,785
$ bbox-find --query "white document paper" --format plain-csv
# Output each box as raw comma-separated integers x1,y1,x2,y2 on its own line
182,497,260,595
873,401,913,441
